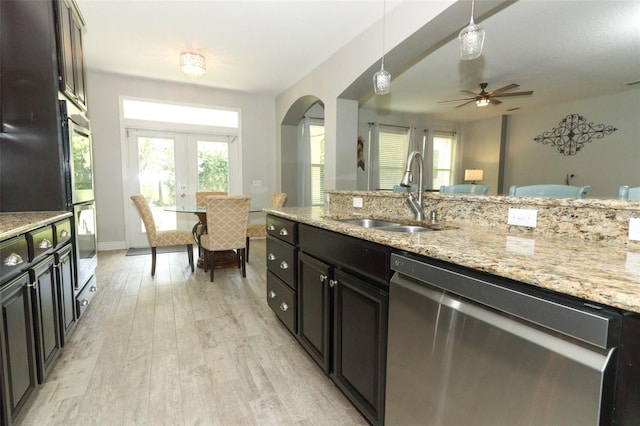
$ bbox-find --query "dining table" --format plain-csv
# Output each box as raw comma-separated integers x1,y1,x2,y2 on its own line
166,205,262,269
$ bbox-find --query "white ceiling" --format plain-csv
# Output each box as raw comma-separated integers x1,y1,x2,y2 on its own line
75,0,396,95
77,0,640,121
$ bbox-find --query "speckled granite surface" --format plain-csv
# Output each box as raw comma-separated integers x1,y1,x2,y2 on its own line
0,211,72,240
266,196,640,314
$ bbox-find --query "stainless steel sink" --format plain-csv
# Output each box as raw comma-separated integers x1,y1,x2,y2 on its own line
377,225,434,233
339,218,401,228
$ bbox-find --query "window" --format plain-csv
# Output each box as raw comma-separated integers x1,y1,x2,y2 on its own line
310,123,325,206
378,125,410,190
432,131,456,188
122,99,238,128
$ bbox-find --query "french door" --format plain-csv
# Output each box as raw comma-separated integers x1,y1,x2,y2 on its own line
126,128,240,247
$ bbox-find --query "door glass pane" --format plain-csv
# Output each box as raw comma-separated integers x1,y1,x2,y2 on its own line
433,135,454,188
197,140,229,192
310,124,325,205
137,136,176,231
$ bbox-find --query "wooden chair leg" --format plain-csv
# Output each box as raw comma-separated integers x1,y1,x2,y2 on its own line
209,251,215,282
246,236,250,263
187,244,194,272
241,248,246,278
151,247,157,276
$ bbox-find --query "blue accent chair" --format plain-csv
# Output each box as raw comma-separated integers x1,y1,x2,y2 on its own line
619,185,640,200
509,184,590,198
439,184,490,195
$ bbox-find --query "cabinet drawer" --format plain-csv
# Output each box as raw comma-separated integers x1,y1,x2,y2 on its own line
266,215,297,245
27,226,54,262
76,275,97,318
266,236,296,288
267,271,296,334
52,219,72,247
0,235,29,283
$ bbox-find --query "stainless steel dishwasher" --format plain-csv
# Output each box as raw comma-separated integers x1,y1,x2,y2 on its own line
385,253,621,426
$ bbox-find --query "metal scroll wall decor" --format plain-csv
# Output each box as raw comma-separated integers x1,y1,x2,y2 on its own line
534,113,617,156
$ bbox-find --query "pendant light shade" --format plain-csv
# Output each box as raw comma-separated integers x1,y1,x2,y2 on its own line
458,0,485,60
180,52,206,78
373,0,390,95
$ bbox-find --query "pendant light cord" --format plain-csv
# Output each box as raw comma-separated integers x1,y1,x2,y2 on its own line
381,0,386,69
470,0,476,25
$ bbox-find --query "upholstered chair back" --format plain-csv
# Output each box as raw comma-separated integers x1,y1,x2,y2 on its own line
202,195,251,252
130,194,157,246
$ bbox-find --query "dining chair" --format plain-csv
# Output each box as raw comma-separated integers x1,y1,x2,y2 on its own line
130,195,194,276
509,184,590,198
194,191,227,257
440,184,490,195
200,195,251,282
246,192,287,263
619,185,640,200
196,191,227,206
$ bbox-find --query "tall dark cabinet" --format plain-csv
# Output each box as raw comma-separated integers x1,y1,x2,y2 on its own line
0,0,68,212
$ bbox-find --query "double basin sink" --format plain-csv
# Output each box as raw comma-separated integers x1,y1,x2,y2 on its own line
338,218,437,233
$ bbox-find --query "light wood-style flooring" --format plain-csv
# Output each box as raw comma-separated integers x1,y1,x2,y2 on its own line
18,239,367,425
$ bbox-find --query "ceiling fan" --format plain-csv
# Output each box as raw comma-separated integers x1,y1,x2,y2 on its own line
438,82,534,109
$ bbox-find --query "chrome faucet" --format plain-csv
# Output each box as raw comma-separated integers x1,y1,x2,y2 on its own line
400,150,425,221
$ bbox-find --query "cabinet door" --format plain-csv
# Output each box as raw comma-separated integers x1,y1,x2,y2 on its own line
297,252,331,373
0,272,37,425
332,269,388,426
70,11,86,107
55,244,76,345
29,256,61,383
54,0,86,109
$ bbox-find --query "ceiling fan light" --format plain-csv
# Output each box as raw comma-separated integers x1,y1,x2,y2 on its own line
476,98,490,107
459,23,485,60
373,66,391,95
180,52,206,79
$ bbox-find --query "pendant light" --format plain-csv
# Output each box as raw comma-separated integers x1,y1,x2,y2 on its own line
180,52,206,79
458,0,485,60
373,0,390,95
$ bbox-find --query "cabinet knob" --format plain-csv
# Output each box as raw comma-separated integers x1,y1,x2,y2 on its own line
90,286,97,292
279,261,288,270
27,281,38,289
60,229,69,238
3,252,24,266
329,279,338,288
38,238,53,249
269,290,277,299
268,253,276,261
81,299,89,306
319,274,327,282
279,228,288,236
280,302,289,312
267,224,276,231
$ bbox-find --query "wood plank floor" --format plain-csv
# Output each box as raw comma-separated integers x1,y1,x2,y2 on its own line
18,239,367,425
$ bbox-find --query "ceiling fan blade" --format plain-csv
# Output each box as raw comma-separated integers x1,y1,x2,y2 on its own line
489,84,520,95
460,90,478,96
454,100,476,109
437,97,474,103
489,98,502,105
493,90,534,98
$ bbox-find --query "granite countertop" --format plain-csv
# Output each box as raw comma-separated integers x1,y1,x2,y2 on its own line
0,211,72,240
265,206,640,314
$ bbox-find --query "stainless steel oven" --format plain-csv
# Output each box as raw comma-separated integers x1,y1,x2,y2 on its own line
67,113,94,205
73,201,97,290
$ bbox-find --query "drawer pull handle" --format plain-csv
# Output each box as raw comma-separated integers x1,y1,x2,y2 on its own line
27,281,38,289
267,224,276,231
280,261,288,270
81,299,89,306
268,253,276,261
38,239,53,249
319,274,327,282
90,286,97,292
60,230,69,238
280,302,289,312
279,228,288,236
3,252,24,266
329,279,338,288
269,290,277,299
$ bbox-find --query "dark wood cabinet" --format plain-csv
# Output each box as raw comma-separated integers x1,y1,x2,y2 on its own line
297,223,390,426
29,255,61,383
297,252,331,372
53,0,87,110
0,272,37,426
55,244,76,345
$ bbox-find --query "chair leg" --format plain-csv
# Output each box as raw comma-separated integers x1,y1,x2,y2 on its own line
240,248,246,278
151,247,157,276
246,236,250,263
187,244,194,272
209,251,215,282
